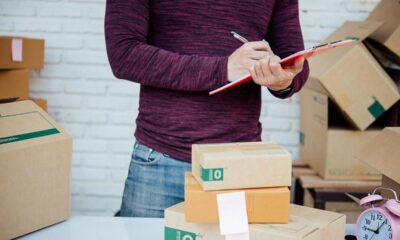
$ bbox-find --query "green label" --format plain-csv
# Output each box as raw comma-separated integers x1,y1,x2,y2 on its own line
0,128,60,145
201,166,224,182
368,98,385,119
165,227,197,240
299,132,305,145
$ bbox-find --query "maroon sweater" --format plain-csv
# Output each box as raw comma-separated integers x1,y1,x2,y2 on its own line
105,0,309,161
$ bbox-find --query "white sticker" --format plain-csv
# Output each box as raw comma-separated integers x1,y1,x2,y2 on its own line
12,38,23,62
217,191,249,240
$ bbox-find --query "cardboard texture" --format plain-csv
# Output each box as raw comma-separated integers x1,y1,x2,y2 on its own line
382,175,400,199
31,98,48,112
303,189,362,224
367,0,400,57
357,127,400,185
184,173,290,224
0,36,44,70
0,69,29,101
300,86,381,180
164,202,346,240
192,142,292,191
0,100,72,240
308,21,400,130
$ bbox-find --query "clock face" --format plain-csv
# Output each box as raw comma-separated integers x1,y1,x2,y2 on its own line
357,209,394,240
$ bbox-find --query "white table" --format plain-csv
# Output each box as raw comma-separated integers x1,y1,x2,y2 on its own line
18,217,164,240
18,216,356,239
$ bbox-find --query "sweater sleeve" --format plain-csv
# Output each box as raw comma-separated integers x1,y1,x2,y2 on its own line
104,0,229,92
265,0,309,99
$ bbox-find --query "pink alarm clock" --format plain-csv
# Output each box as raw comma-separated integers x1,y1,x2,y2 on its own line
356,187,400,240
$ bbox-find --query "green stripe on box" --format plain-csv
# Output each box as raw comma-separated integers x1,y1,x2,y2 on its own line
164,227,197,240
0,128,60,145
299,132,305,145
368,98,385,119
201,166,224,182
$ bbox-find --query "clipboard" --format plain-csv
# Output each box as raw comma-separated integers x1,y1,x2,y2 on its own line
209,39,357,95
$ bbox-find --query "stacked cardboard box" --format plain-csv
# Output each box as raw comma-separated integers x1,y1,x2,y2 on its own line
0,36,47,111
357,128,400,199
0,101,72,240
300,0,400,181
164,142,346,239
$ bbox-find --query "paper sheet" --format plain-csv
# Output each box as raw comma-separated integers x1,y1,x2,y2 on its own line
12,38,23,62
217,192,249,240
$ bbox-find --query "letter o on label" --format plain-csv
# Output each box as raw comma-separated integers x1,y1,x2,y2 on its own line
182,235,194,240
213,169,222,180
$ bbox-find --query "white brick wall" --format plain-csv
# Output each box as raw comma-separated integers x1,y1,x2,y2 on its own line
0,0,380,216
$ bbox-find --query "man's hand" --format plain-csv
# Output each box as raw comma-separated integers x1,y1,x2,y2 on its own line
227,41,271,82
250,55,305,91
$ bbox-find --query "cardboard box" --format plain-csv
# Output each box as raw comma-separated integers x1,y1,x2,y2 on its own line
31,98,48,112
0,69,29,101
184,172,290,224
367,0,400,57
0,100,72,240
192,142,292,191
0,36,44,70
300,85,381,180
164,202,346,240
357,127,400,198
308,21,400,130
382,175,400,199
303,189,362,224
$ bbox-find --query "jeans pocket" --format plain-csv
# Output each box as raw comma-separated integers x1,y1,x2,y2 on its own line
131,142,163,166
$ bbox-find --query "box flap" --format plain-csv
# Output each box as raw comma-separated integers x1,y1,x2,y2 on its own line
356,127,400,183
309,21,383,80
367,0,400,43
0,100,70,151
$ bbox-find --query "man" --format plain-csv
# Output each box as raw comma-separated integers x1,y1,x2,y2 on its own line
105,0,309,218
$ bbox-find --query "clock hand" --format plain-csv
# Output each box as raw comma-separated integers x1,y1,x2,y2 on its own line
375,221,385,234
369,222,380,240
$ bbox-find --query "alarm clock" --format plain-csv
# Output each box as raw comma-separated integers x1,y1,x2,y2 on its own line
356,187,400,240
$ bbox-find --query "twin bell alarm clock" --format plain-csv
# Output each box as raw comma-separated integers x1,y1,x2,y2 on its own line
356,187,400,240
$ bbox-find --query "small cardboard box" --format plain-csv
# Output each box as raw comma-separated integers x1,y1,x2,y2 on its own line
382,175,400,199
192,142,292,191
0,36,44,70
367,0,400,57
357,127,400,198
0,100,72,240
31,98,48,112
300,85,381,180
164,202,346,240
308,21,400,130
184,172,290,224
0,69,29,101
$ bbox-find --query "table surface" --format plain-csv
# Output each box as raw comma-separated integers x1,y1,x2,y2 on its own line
18,216,356,240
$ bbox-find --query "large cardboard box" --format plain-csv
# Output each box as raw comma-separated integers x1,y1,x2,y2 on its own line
367,0,400,57
0,100,72,240
308,21,400,130
164,202,346,240
303,189,362,224
382,175,400,199
184,172,289,224
300,84,381,180
192,142,292,191
31,98,48,112
0,36,44,70
357,127,400,198
0,69,29,101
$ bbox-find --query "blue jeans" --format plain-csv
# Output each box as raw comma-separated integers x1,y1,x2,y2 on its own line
120,141,191,217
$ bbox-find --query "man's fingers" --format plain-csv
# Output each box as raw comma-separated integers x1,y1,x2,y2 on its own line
262,39,274,54
254,62,265,79
285,57,305,74
269,56,282,76
249,50,270,60
245,41,270,51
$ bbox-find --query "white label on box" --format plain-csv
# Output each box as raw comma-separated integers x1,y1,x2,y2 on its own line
11,38,23,62
217,192,249,240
